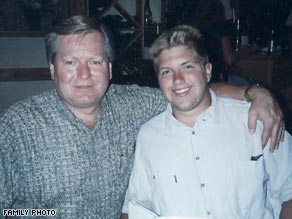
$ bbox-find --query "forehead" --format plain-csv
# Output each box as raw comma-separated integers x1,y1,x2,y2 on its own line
57,32,105,54
157,45,200,64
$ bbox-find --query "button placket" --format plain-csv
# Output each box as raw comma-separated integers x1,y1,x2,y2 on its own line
191,130,201,161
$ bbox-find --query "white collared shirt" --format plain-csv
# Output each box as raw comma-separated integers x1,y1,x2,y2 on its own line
124,90,292,219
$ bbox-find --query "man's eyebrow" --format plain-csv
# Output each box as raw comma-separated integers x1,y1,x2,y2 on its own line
181,58,202,65
158,66,169,72
181,60,195,65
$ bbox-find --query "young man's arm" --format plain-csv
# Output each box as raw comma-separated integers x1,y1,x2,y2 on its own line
210,82,284,152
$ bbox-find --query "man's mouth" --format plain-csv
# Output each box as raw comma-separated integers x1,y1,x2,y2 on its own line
174,87,190,94
75,85,93,89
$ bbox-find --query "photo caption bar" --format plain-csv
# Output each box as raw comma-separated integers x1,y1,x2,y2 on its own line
3,209,56,217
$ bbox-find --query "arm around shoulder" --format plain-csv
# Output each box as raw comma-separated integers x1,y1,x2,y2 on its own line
210,82,284,151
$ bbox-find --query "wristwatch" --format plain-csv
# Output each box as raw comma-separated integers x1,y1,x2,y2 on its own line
244,83,260,102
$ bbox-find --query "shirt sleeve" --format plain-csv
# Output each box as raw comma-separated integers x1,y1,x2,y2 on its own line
122,131,153,214
264,131,292,215
124,85,167,122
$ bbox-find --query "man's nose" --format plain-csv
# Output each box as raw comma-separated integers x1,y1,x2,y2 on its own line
173,71,185,83
78,64,91,79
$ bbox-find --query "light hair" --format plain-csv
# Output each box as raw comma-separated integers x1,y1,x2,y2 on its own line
149,25,209,72
45,15,114,64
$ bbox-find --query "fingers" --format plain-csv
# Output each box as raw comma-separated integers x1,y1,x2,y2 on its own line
264,121,280,152
256,109,282,152
279,122,285,143
274,122,286,150
261,122,274,151
246,85,285,152
262,118,284,153
281,123,285,141
247,108,277,151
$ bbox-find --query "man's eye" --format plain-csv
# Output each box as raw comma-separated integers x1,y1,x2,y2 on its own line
184,65,194,70
65,60,75,65
160,69,170,75
91,60,102,65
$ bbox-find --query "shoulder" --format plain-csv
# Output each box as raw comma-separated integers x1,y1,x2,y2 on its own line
105,84,166,111
215,95,266,136
217,96,251,115
0,89,56,123
138,111,168,136
135,111,169,156
0,89,57,149
213,95,254,130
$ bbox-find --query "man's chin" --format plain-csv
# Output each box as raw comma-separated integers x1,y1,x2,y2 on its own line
68,98,100,109
76,101,99,109
172,103,198,112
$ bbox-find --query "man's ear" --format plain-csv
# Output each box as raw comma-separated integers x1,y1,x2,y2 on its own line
49,63,55,80
205,63,212,82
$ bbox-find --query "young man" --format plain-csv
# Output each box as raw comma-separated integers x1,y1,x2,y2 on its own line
123,25,292,218
0,15,286,219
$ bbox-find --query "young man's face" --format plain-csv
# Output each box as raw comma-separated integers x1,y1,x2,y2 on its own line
50,32,112,114
157,45,212,118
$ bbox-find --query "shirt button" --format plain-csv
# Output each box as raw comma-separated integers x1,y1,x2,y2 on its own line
201,183,205,188
195,156,200,160
192,131,195,135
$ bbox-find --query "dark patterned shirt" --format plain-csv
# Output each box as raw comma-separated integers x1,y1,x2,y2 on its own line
0,84,166,219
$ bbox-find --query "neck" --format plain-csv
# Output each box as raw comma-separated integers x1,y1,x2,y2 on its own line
68,105,101,127
173,91,211,127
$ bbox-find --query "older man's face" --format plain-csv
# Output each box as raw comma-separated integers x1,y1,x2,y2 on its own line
50,31,112,115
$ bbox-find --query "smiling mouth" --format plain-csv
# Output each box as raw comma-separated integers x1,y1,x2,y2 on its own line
174,87,190,94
